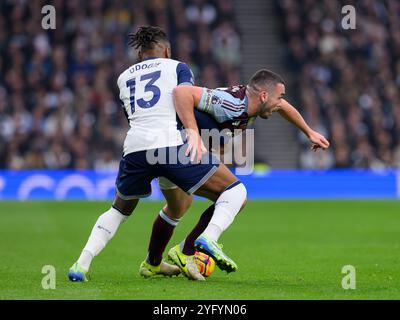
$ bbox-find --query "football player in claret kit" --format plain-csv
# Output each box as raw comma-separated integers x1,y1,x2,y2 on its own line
68,26,247,282
162,69,330,273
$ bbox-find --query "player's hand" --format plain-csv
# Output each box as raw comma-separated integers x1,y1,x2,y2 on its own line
185,129,207,162
308,130,330,152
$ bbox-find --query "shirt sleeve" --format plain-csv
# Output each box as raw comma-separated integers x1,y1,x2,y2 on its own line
176,62,195,86
197,89,245,123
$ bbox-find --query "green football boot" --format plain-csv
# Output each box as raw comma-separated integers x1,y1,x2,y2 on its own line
168,245,205,281
195,234,238,273
139,260,181,279
68,262,90,282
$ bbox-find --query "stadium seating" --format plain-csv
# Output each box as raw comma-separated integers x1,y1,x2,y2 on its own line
277,0,400,168
0,0,241,169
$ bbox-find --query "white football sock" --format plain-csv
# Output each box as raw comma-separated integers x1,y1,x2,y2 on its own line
77,207,128,270
204,182,247,241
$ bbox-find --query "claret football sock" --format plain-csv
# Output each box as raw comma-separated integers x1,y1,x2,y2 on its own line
147,210,180,266
77,207,128,270
204,182,247,241
181,204,215,255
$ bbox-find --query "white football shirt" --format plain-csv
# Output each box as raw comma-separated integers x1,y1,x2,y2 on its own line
117,58,194,155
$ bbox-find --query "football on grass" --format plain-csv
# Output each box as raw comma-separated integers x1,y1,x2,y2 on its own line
194,251,215,277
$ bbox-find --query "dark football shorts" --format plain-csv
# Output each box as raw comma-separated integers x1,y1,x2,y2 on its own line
115,143,220,199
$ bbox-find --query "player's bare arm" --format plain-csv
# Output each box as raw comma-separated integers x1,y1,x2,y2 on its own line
172,85,205,162
277,99,330,152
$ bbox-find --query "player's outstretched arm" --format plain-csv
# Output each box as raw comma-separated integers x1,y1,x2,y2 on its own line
172,85,205,161
278,99,330,151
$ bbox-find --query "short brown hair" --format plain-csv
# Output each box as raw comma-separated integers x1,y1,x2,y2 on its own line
248,69,285,92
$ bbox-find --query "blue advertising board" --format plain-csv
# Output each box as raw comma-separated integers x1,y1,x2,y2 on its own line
0,169,398,200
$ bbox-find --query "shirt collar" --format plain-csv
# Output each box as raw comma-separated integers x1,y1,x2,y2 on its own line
142,57,159,61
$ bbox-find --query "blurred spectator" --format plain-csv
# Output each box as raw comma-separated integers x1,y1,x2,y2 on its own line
185,0,217,26
0,0,241,169
278,0,400,168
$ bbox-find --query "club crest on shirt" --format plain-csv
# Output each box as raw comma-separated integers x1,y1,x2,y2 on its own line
211,95,223,105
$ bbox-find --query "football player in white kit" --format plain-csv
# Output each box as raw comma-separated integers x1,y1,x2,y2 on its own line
68,26,247,282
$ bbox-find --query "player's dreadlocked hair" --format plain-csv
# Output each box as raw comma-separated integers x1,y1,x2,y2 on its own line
128,26,169,51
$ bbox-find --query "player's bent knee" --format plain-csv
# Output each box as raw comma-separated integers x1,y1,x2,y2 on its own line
182,195,193,211
112,196,139,216
163,196,192,219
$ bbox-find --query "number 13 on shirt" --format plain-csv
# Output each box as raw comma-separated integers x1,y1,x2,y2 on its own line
126,70,161,114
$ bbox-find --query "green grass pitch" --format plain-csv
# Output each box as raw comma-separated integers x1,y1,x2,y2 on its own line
0,200,399,300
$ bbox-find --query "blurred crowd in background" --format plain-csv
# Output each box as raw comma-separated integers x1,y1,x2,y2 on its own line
278,0,400,169
0,0,240,169
1,0,399,170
